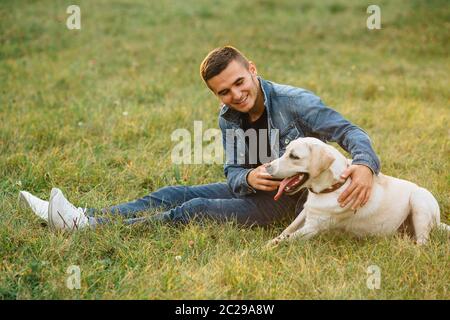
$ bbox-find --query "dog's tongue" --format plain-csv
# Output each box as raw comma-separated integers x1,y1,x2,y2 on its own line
274,175,300,201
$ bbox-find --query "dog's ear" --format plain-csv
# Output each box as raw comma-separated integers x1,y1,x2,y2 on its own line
309,143,335,178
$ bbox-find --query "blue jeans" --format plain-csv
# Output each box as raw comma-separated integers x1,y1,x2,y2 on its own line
87,183,306,227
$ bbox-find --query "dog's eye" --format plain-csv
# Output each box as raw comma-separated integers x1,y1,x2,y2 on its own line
289,153,300,160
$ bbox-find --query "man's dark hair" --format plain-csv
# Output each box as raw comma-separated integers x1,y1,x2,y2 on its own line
200,46,250,86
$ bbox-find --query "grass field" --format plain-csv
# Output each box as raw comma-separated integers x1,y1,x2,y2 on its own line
0,0,449,299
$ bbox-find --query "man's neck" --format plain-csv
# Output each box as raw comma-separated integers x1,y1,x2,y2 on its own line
247,81,265,123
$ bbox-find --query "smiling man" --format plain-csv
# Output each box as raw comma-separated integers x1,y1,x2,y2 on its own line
20,46,380,231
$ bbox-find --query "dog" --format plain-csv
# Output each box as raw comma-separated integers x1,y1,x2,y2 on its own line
265,137,449,246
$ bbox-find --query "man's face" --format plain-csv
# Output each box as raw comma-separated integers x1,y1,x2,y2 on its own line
206,59,260,113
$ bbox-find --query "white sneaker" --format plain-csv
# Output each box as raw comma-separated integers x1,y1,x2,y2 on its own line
48,188,89,231
19,191,49,221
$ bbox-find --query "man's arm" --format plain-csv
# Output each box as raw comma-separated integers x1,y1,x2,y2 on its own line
219,117,256,196
295,91,380,209
296,91,380,175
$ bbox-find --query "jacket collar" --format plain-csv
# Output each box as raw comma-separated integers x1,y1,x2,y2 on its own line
219,76,271,125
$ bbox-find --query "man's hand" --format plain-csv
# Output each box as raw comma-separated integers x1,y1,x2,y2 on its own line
338,164,373,210
247,164,281,191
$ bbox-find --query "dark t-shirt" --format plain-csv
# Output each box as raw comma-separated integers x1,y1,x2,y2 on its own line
242,108,272,168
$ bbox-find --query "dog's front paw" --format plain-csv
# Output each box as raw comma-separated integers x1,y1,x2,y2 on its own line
265,235,286,248
265,238,279,248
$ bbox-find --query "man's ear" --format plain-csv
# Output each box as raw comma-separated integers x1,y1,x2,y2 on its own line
309,143,335,178
248,61,257,75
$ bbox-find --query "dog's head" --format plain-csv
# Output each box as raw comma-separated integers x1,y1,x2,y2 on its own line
266,137,337,200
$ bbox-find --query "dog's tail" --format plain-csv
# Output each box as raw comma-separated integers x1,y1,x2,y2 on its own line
438,223,450,232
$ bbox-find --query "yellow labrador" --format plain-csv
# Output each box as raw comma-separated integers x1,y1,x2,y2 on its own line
266,137,448,246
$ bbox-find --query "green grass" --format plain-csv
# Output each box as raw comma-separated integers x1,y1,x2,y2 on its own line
1,0,449,299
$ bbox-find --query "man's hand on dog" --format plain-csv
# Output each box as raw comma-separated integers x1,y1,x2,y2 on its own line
338,164,373,210
247,164,281,191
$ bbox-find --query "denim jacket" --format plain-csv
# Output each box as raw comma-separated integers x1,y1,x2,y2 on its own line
219,77,381,196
